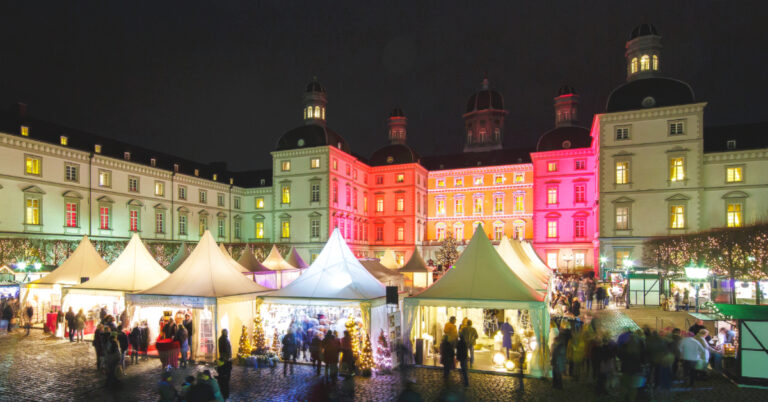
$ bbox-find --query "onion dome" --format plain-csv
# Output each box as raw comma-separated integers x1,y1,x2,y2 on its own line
369,143,420,166
465,77,504,113
630,23,659,40
606,77,694,112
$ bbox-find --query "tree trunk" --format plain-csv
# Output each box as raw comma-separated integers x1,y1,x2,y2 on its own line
757,280,762,305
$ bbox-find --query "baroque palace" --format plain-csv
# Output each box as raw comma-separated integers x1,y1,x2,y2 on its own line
1,24,766,276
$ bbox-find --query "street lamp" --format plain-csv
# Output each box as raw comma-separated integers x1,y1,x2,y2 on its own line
623,259,634,309
685,263,709,313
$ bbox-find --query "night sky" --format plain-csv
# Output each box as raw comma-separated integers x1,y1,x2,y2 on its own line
0,1,766,171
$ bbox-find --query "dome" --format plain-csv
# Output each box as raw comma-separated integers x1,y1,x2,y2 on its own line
630,23,659,40
390,107,405,117
465,78,504,113
306,77,326,93
369,143,420,166
276,124,350,152
557,85,577,96
536,126,591,152
606,77,694,113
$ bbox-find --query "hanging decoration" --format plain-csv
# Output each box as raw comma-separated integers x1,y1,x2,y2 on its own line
375,329,392,372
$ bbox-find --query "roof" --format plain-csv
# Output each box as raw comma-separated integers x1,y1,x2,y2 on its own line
236,248,272,273
606,77,695,113
496,237,548,294
139,231,268,297
261,245,298,271
714,303,768,321
306,77,326,93
275,123,351,153
379,250,400,269
369,143,420,166
72,234,169,292
466,78,504,113
0,108,271,188
33,236,108,286
536,126,592,152
704,122,768,153
399,249,431,273
630,23,659,40
264,228,385,301
359,259,404,285
410,226,543,303
165,244,190,273
520,241,553,280
220,244,248,273
421,148,532,170
285,247,309,269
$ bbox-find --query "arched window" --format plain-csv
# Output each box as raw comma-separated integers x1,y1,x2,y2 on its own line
630,57,638,74
640,55,650,71
303,108,306,119
467,131,473,144
321,107,325,120
314,106,321,118
493,128,500,142
479,128,487,142
652,55,659,70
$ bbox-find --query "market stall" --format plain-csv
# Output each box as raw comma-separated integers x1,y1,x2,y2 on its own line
404,226,549,376
496,237,548,296
0,265,19,298
260,228,388,365
63,233,170,334
220,244,248,272
398,249,433,291
127,231,268,362
712,303,768,387
520,241,553,282
261,245,302,288
379,250,400,269
359,258,404,290
285,247,309,269
21,236,108,323
165,243,189,273
237,248,278,289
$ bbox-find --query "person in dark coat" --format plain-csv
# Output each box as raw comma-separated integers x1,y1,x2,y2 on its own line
596,286,606,310
282,328,298,375
217,329,232,399
2,302,14,333
104,332,122,388
571,297,581,317
439,335,455,380
129,324,141,364
93,324,105,370
322,332,341,382
309,333,323,375
175,324,190,368
162,318,177,340
456,335,470,386
24,305,33,335
139,322,149,360
64,307,75,341
117,329,129,370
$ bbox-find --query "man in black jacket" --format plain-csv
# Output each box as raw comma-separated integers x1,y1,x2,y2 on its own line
217,329,233,399
456,335,469,386
65,307,76,342
117,329,129,370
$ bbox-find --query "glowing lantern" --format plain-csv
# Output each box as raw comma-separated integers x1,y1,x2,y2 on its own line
505,360,515,370
493,352,505,366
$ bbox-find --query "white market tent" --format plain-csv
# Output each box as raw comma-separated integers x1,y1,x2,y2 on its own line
126,231,268,361
165,243,189,273
220,244,248,273
63,233,170,321
496,236,548,295
237,248,277,289
261,245,301,288
398,249,433,290
22,236,109,319
404,226,550,376
285,247,309,269
359,258,404,289
521,241,553,280
379,249,400,269
262,228,388,343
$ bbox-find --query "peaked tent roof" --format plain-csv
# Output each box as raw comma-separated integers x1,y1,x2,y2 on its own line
139,231,268,297
218,244,248,273
166,244,189,273
72,234,169,292
34,236,109,285
399,249,431,273
496,237,547,294
412,226,543,302
379,250,399,269
0,265,14,275
359,259,403,283
237,248,273,273
265,228,385,301
520,241,552,279
285,247,309,269
262,245,297,271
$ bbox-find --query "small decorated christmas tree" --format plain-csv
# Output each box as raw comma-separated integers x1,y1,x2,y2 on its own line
358,334,374,377
345,316,360,362
252,312,266,354
435,231,459,270
237,325,251,360
271,328,281,353
375,329,392,372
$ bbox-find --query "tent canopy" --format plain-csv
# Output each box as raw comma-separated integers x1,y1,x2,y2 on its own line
139,231,268,297
72,234,169,292
0,265,14,275
262,245,297,271
496,236,548,294
264,228,385,302
166,243,189,273
521,241,552,279
715,303,768,321
237,248,272,273
359,258,403,283
285,247,308,269
411,226,543,304
219,244,248,273
379,250,399,269
33,236,108,285
399,249,431,273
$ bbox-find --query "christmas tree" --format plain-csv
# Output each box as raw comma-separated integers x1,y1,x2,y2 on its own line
345,316,360,362
271,328,281,353
237,325,251,360
358,334,374,377
252,312,266,354
375,329,393,372
435,231,459,269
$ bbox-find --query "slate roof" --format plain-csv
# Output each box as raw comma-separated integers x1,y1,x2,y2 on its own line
421,148,532,170
704,122,768,153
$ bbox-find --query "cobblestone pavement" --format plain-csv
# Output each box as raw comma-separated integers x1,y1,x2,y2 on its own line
3,329,768,401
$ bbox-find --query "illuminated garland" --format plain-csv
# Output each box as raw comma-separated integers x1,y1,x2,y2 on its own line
358,334,374,377
345,316,360,362
237,325,251,360
375,329,393,372
252,312,266,353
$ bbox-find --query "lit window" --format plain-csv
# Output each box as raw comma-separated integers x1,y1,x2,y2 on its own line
60,136,68,146
473,197,483,214
178,186,187,200
194,169,199,177
615,206,629,230
151,158,157,167
547,221,558,238
454,198,464,216
513,172,525,183
494,175,504,184
255,221,264,239
436,178,445,187
669,121,684,135
493,195,503,213
155,181,165,196
217,218,225,238
630,57,638,74
281,161,291,171
547,162,558,172
155,211,165,234
281,185,290,204
726,166,743,183
615,161,629,184
512,220,525,240
345,184,351,207
574,184,586,203
574,219,586,238
396,226,404,241
436,223,446,240
21,125,29,136
575,159,586,170
652,55,659,70
396,174,404,183
199,190,207,204
217,193,225,207
281,220,290,238
454,223,464,240
212,174,218,181
310,158,320,169
514,194,524,212
129,209,139,232
547,187,558,204
321,107,325,120
493,222,504,240
94,144,102,153
65,202,78,227
198,216,207,236
670,158,685,181
615,127,630,140
727,203,742,228
99,206,110,229
454,177,464,186
376,197,384,212
65,164,79,182
333,159,338,170
178,215,187,235
574,252,586,268
473,176,483,186
313,106,320,118
396,196,404,212
436,198,446,215
25,156,41,175
124,152,131,161
128,176,139,192
640,55,650,71
670,205,685,229
310,183,320,202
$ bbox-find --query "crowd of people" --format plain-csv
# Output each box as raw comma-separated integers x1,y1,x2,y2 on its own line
438,316,483,387
550,275,627,317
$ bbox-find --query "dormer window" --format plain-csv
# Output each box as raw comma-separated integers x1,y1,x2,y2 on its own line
314,106,321,118
20,125,29,137
727,140,736,150
640,55,650,71
94,144,102,153
194,169,199,177
630,58,638,74
173,163,179,172
212,173,218,181
60,136,68,146
150,158,157,167
124,152,131,161
652,55,659,70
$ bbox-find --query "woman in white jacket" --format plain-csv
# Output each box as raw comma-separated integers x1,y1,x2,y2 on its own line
679,332,708,387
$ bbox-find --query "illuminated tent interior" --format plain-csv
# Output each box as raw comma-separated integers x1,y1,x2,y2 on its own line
127,231,268,361
63,233,170,332
359,258,404,289
22,236,109,322
496,236,548,296
165,243,189,273
379,249,400,269
403,226,549,376
398,248,433,291
285,246,309,269
261,245,301,288
237,247,277,289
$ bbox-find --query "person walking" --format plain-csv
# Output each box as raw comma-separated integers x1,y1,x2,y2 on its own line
129,324,141,365
456,335,470,386
75,309,85,342
459,320,478,368
586,281,595,310
439,335,455,380
157,371,178,402
340,330,355,377
175,323,189,368
309,332,323,375
683,289,690,312
282,328,298,375
65,307,76,342
2,301,13,333
323,331,341,383
679,333,707,387
93,324,105,370
24,304,33,335
551,334,567,390
217,329,232,400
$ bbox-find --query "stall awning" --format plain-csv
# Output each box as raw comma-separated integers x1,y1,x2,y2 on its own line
715,304,768,321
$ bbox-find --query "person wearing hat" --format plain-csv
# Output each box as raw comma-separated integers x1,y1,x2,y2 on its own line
201,370,224,402
158,371,177,402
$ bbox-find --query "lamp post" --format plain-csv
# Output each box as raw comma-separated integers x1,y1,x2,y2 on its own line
623,259,634,309
685,263,709,313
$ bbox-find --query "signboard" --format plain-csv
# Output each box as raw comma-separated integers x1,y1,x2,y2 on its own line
127,294,210,309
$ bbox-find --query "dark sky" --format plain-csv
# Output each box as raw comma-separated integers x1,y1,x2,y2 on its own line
1,1,766,171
